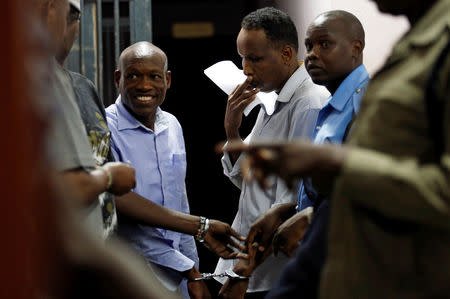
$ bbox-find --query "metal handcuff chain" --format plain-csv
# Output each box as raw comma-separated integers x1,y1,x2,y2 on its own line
193,269,249,281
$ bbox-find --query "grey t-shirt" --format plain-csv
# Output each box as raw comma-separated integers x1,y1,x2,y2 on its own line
50,63,95,171
48,61,108,240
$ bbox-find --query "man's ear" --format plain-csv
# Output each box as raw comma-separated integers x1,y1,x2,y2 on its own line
114,70,121,89
352,40,364,59
42,0,54,23
281,45,294,65
166,70,172,89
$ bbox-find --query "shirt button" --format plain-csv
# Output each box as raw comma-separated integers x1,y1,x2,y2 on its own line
356,88,361,93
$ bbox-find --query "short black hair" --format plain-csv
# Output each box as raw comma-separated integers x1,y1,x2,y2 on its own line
241,7,299,52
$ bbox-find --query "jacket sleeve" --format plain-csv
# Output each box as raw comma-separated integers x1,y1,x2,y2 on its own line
334,146,450,230
333,51,450,230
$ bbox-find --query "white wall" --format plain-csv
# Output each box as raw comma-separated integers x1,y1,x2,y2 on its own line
275,0,410,75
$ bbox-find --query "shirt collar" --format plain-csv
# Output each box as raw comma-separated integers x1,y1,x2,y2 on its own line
116,95,168,133
385,0,450,67
328,64,369,112
277,63,309,103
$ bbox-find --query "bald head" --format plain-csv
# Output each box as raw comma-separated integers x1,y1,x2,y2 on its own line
309,10,365,51
304,10,365,94
118,42,168,73
115,41,171,130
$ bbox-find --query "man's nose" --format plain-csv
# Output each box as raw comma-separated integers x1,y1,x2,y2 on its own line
137,76,153,91
306,45,319,61
242,59,254,77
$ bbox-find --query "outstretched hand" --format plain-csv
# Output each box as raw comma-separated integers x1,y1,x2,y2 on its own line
219,140,347,192
245,203,297,264
204,220,248,259
246,206,283,255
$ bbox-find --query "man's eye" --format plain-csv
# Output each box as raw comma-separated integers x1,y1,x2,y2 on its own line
248,57,261,63
320,41,329,48
126,74,138,79
305,42,312,51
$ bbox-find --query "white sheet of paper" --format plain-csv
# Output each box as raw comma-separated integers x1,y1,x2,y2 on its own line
204,60,277,116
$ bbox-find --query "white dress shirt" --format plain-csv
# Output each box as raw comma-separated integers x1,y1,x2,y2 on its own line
215,64,329,292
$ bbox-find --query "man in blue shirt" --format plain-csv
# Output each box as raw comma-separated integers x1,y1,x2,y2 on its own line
265,10,369,299
234,10,369,299
106,42,210,298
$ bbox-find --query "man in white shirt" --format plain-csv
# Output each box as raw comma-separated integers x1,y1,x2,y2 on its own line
214,6,329,299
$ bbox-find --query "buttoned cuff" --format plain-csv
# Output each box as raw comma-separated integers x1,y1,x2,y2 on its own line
221,152,245,177
149,250,196,273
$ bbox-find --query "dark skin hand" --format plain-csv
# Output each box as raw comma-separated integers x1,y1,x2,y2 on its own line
216,139,348,298
102,162,136,195
218,277,248,299
245,202,297,255
115,192,247,259
224,76,259,162
218,242,260,299
272,207,313,257
218,204,298,299
184,267,212,299
62,161,136,206
188,281,212,299
221,140,347,192
205,220,248,259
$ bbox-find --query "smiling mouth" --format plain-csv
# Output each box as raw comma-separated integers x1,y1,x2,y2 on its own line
136,96,154,102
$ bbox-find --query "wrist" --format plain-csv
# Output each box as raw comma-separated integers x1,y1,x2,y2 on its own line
98,166,113,191
195,216,210,243
184,267,202,280
278,202,298,222
225,126,240,141
269,202,297,222
233,260,254,278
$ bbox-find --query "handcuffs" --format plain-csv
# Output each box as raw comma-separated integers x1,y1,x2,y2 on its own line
192,269,249,281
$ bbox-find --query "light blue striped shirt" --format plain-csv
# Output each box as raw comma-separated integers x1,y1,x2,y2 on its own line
106,97,198,288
